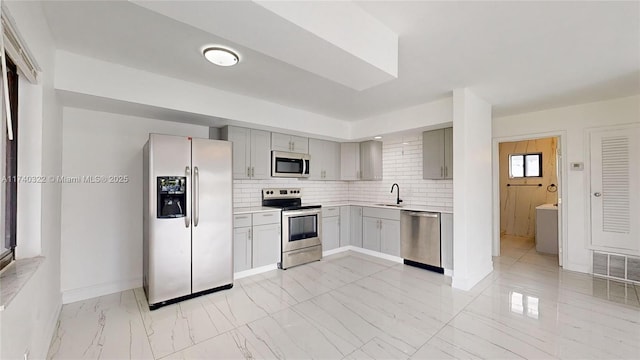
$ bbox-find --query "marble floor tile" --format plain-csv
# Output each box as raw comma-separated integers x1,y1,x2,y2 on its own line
48,290,153,360
48,249,640,360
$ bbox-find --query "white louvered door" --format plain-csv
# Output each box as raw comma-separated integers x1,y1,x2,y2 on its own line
590,126,640,253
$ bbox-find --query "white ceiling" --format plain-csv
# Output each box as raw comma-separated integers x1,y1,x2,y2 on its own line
41,1,640,121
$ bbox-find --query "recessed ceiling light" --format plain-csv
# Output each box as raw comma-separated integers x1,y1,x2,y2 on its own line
374,136,382,140
203,47,240,67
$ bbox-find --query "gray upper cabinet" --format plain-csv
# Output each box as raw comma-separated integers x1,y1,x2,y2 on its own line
423,127,453,180
221,126,270,179
272,132,309,153
360,140,383,181
340,142,361,180
309,138,341,180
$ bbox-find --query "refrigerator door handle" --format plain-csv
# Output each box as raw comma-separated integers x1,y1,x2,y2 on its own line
193,166,200,227
185,166,191,228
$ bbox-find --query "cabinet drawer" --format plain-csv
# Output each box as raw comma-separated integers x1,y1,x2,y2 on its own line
322,206,340,218
233,214,252,228
252,211,280,226
363,207,400,221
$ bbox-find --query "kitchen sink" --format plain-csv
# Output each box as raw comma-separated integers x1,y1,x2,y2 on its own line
375,203,404,208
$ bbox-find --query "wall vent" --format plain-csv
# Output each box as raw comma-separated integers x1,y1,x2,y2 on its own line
592,251,640,284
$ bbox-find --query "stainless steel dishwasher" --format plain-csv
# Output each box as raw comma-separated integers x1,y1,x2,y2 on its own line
400,211,443,273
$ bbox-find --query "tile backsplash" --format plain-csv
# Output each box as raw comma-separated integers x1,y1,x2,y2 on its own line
232,135,453,209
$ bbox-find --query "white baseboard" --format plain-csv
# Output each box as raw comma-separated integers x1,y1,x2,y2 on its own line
62,278,142,304
234,264,278,280
347,246,404,263
444,269,453,276
322,246,352,257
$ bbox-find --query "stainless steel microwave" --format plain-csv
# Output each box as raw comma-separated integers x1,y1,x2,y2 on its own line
271,151,310,178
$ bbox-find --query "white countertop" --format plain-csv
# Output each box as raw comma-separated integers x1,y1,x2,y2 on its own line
233,206,281,215
234,202,453,214
536,204,558,210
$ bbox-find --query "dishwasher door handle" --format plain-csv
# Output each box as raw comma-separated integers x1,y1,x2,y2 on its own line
406,212,439,218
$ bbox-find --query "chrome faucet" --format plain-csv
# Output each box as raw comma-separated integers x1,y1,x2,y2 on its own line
390,183,403,205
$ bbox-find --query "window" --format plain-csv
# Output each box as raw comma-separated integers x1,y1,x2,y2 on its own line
0,56,18,271
509,153,542,178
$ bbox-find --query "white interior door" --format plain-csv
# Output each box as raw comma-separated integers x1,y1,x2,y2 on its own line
590,126,640,253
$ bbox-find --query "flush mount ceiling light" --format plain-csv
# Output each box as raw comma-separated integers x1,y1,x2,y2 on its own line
374,136,382,140
203,47,240,67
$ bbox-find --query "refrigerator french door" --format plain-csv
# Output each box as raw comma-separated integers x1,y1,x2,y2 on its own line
143,134,233,309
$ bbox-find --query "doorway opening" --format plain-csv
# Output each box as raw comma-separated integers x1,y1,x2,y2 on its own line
497,136,562,269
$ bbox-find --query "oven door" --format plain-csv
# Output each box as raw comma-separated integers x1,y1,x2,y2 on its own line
271,151,310,178
281,208,322,252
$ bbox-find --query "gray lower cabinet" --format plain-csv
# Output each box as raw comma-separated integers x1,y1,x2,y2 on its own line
339,206,351,247
233,214,252,272
349,206,363,247
232,212,280,271
362,207,400,256
233,226,252,272
322,206,341,250
252,223,280,267
380,219,401,256
362,216,381,251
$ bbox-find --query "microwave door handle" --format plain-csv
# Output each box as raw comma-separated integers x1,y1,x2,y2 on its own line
302,157,307,175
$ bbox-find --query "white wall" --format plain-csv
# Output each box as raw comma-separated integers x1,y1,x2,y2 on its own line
452,88,493,291
493,95,640,273
0,1,63,359
350,97,453,140
60,107,209,303
348,135,453,208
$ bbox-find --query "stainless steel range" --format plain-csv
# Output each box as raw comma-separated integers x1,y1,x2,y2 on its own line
262,188,322,269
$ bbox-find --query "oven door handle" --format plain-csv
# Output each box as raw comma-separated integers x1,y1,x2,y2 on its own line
283,209,321,217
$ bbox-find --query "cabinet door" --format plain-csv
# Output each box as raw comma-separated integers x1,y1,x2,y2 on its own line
362,217,380,251
252,223,281,267
250,129,271,179
340,143,360,180
360,141,383,181
324,141,341,180
271,132,292,151
380,219,401,257
423,129,445,180
233,227,252,272
308,138,325,180
339,206,350,247
444,127,453,179
350,206,363,247
290,135,309,154
323,216,340,251
224,126,251,179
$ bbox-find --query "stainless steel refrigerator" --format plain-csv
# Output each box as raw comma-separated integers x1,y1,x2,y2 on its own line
143,134,233,309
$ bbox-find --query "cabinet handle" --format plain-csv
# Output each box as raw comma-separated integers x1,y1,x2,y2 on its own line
440,166,444,177
251,167,255,177
445,166,448,178
235,216,248,219
262,213,274,217
247,166,251,177
249,228,252,239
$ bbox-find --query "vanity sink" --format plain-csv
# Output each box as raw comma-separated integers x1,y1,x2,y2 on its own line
375,203,404,208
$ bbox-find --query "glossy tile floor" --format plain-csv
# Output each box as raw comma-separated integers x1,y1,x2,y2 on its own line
48,245,640,359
